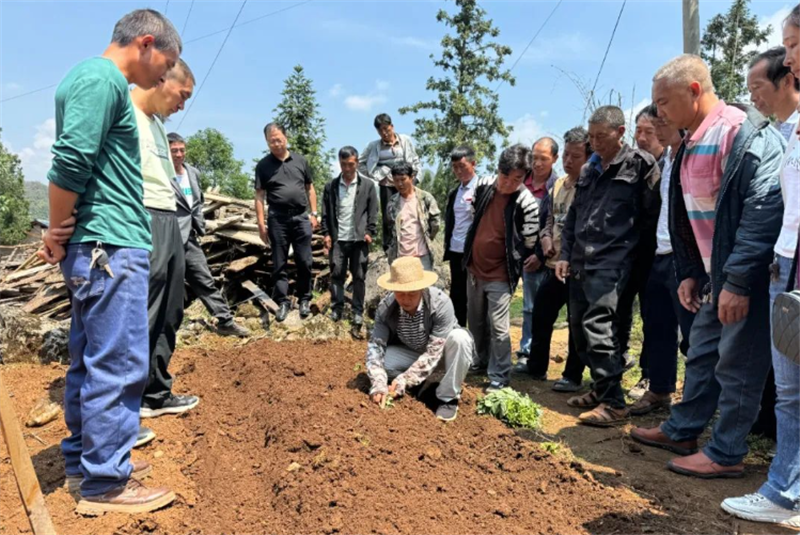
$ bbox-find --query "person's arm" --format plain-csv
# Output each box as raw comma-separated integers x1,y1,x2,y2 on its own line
39,185,79,264
306,183,318,229
428,194,441,240
559,198,577,263
321,183,331,251
255,189,268,246
366,297,393,396
358,143,372,177
366,178,379,242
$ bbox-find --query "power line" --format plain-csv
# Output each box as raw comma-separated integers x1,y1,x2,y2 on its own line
178,0,248,130
0,1,311,105
181,0,195,37
495,0,563,93
164,0,170,16
585,0,627,116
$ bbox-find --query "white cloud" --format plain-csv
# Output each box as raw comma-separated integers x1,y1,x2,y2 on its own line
622,98,651,130
389,35,436,50
752,5,792,52
540,110,549,118
344,94,388,112
375,79,390,92
320,19,434,51
16,118,56,182
328,83,344,98
522,32,592,63
508,113,544,145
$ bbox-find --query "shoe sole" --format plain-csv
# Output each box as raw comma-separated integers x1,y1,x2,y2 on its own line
552,385,581,393
667,461,743,479
629,402,672,416
66,465,153,495
630,432,698,456
134,431,156,449
76,490,176,516
721,502,800,527
140,399,200,419
579,417,629,428
436,407,459,422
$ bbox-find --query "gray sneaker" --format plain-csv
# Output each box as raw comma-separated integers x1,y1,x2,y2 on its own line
721,493,800,528
552,377,582,393
484,381,507,394
134,427,156,448
436,401,459,422
628,378,650,401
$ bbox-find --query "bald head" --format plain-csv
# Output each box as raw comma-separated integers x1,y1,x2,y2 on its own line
652,54,719,132
532,136,559,182
653,54,714,92
533,137,559,158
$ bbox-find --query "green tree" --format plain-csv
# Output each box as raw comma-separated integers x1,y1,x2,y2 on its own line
184,128,253,200
0,130,31,244
701,0,771,102
24,181,49,221
272,65,334,207
399,0,514,207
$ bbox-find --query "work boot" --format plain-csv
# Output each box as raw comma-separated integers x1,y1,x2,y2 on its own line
216,320,250,338
667,451,745,479
66,459,152,495
299,300,311,318
75,478,175,515
630,424,698,456
629,391,672,416
276,302,290,322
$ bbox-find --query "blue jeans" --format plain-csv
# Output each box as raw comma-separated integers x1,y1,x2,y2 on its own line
759,254,800,511
518,268,546,356
661,280,772,466
61,244,150,496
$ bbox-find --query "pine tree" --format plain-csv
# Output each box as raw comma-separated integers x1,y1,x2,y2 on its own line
701,0,771,102
273,65,334,208
0,129,31,244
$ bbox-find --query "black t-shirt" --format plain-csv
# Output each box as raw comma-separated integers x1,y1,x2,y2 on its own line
254,151,313,211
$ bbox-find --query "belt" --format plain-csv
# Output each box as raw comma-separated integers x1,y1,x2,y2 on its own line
268,206,307,217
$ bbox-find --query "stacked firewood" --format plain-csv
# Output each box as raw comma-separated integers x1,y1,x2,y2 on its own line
0,193,331,320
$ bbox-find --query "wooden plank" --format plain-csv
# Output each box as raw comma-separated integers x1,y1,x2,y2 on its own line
202,201,226,217
23,285,68,314
241,280,279,314
204,192,254,209
225,255,260,274
216,229,266,248
2,264,52,285
205,215,245,234
0,372,58,535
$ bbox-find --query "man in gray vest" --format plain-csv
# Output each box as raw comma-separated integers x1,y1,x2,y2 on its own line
168,132,250,337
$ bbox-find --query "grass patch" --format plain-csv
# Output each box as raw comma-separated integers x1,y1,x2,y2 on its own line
477,387,543,430
746,434,776,465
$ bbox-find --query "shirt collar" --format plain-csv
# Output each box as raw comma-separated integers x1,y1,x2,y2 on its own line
687,100,727,146
460,175,477,191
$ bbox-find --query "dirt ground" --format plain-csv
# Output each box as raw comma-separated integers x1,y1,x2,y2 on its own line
0,329,796,535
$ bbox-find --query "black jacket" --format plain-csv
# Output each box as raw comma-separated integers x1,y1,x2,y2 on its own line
560,143,660,271
443,186,459,262
462,177,540,294
321,173,379,243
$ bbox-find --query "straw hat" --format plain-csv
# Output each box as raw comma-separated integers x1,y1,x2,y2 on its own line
377,257,439,292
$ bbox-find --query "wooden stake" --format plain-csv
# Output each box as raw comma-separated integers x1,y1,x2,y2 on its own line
0,372,57,535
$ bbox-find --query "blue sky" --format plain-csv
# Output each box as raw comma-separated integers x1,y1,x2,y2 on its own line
0,0,793,182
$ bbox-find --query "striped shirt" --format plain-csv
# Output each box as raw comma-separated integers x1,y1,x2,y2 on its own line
680,101,746,273
396,302,428,353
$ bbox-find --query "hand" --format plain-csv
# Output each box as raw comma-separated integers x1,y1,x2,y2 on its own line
51,211,78,245
364,234,373,245
259,225,269,246
541,237,555,258
718,289,749,325
372,392,387,406
38,229,66,265
555,261,570,282
310,215,319,230
678,278,701,313
323,235,332,255
523,254,541,273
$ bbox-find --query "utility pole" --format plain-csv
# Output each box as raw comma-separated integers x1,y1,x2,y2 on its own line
683,0,700,55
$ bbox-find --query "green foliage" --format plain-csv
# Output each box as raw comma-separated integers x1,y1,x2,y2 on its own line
272,65,334,208
701,0,771,102
0,130,31,244
185,128,253,200
477,387,542,430
400,0,514,175
24,181,49,221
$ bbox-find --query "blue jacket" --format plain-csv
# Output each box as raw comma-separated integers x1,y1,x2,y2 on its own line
669,104,785,303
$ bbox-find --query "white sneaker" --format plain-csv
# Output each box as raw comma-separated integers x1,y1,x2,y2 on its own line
721,493,800,528
628,378,650,401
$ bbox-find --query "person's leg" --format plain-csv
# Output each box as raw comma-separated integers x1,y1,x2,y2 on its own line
419,253,434,271
642,254,680,395
528,269,564,377
268,212,291,305
62,245,150,496
291,213,314,304
759,253,800,510
580,269,628,409
329,241,348,314
561,279,586,385
467,273,488,368
661,302,723,443
350,241,368,317
183,237,233,324
383,345,422,381
703,285,772,466
448,253,468,327
569,274,591,374
434,328,474,402
143,216,185,407
518,269,541,357
485,281,513,386
616,271,637,364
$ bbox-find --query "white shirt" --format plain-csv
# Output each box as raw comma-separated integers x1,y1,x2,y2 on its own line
176,171,193,207
449,175,477,254
775,130,800,259
656,148,673,255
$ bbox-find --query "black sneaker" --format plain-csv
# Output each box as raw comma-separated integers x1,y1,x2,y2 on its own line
140,394,200,418
216,320,250,338
352,313,363,327
436,401,459,422
299,300,311,318
484,381,507,394
329,309,342,322
468,362,488,375
134,427,156,448
276,302,290,322
512,358,529,374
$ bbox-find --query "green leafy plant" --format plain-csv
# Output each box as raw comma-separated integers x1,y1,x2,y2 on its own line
477,387,542,430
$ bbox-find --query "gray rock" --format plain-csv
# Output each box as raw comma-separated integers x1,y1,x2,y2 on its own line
0,305,70,365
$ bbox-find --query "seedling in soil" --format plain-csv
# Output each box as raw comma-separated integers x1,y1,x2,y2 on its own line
353,362,363,372
380,396,394,410
477,387,542,430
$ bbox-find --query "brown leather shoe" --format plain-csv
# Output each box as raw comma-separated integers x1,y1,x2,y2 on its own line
66,459,152,495
629,391,672,416
630,424,698,455
667,451,744,479
76,478,175,515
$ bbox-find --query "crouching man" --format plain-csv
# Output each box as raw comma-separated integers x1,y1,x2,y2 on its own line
366,257,474,421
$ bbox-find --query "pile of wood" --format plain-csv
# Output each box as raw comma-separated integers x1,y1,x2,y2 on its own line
0,193,331,321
